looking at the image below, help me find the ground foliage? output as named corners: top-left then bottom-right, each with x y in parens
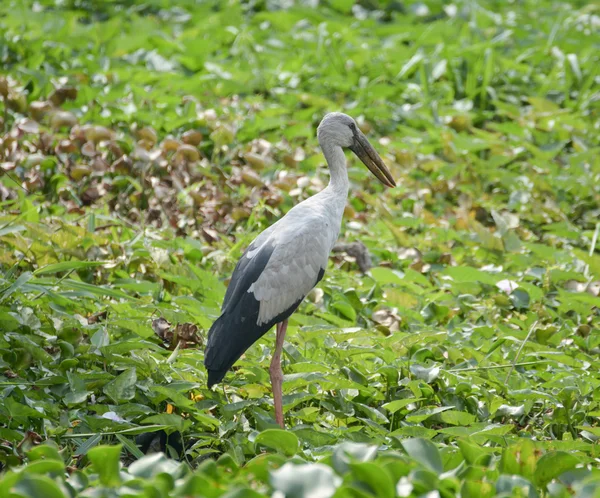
top-left (0, 0), bottom-right (600, 496)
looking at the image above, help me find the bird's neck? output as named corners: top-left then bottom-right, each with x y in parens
top-left (321, 143), bottom-right (349, 196)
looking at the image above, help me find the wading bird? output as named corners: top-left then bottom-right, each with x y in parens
top-left (204, 113), bottom-right (395, 428)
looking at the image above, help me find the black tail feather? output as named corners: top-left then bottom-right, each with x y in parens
top-left (203, 294), bottom-right (304, 388)
top-left (207, 367), bottom-right (227, 388)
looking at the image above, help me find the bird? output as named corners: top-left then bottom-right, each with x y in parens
top-left (204, 112), bottom-right (396, 428)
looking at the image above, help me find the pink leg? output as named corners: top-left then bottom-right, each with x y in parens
top-left (269, 319), bottom-right (288, 429)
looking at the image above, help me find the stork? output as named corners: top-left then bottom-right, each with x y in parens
top-left (204, 113), bottom-right (395, 428)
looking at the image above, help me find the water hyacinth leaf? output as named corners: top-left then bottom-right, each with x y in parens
top-left (19, 458), bottom-right (65, 477)
top-left (409, 364), bottom-right (440, 383)
top-left (383, 397), bottom-right (423, 414)
top-left (27, 443), bottom-right (63, 463)
top-left (406, 406), bottom-right (454, 423)
top-left (500, 439), bottom-right (537, 480)
top-left (332, 442), bottom-right (379, 474)
top-left (400, 438), bottom-right (443, 474)
top-left (391, 427), bottom-right (439, 439)
top-left (495, 475), bottom-right (538, 498)
top-left (495, 404), bottom-right (525, 418)
top-left (270, 463), bottom-right (342, 498)
top-left (369, 267), bottom-right (404, 285)
top-left (510, 289), bottom-right (530, 310)
top-left (354, 403), bottom-right (389, 424)
top-left (294, 428), bottom-right (338, 447)
top-left (141, 414), bottom-right (191, 433)
top-left (348, 461), bottom-right (395, 498)
top-left (255, 429), bottom-right (299, 456)
top-left (88, 445), bottom-right (122, 487)
top-left (534, 452), bottom-right (580, 487)
top-left (103, 368), bottom-right (137, 403)
top-left (439, 410), bottom-right (477, 426)
top-left (128, 453), bottom-right (185, 479)
top-left (12, 474), bottom-right (67, 498)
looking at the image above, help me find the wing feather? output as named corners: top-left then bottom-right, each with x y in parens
top-left (204, 215), bottom-right (331, 386)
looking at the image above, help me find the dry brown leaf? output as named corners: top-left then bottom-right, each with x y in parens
top-left (182, 129), bottom-right (203, 146)
top-left (50, 110), bottom-right (77, 130)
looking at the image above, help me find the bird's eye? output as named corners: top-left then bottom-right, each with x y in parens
top-left (349, 123), bottom-right (356, 132)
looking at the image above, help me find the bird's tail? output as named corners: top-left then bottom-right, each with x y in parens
top-left (206, 368), bottom-right (227, 388)
top-left (204, 314), bottom-right (236, 388)
top-left (204, 294), bottom-right (274, 388)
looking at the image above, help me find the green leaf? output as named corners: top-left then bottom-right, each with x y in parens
top-left (27, 443), bottom-right (63, 463)
top-left (500, 438), bottom-right (537, 481)
top-left (128, 452), bottom-right (184, 479)
top-left (369, 267), bottom-right (404, 285)
top-left (534, 451), bottom-right (580, 487)
top-left (12, 474), bottom-right (67, 498)
top-left (88, 445), bottom-right (122, 487)
top-left (255, 429), bottom-right (299, 457)
top-left (439, 410), bottom-right (477, 426)
top-left (270, 463), bottom-right (342, 498)
top-left (141, 414), bottom-right (191, 433)
top-left (401, 438), bottom-right (443, 474)
top-left (495, 475), bottom-right (537, 498)
top-left (382, 397), bottom-right (423, 414)
top-left (443, 266), bottom-right (500, 285)
top-left (406, 406), bottom-right (453, 423)
top-left (21, 459), bottom-right (65, 475)
top-left (349, 461), bottom-right (395, 498)
top-left (332, 442), bottom-right (379, 474)
top-left (103, 368), bottom-right (137, 403)
top-left (410, 364), bottom-right (440, 383)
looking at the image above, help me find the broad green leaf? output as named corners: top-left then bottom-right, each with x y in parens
top-left (27, 443), bottom-right (63, 463)
top-left (349, 461), bottom-right (395, 498)
top-left (21, 459), bottom-right (65, 475)
top-left (12, 474), bottom-right (67, 498)
top-left (88, 445), bottom-right (122, 487)
top-left (495, 475), bottom-right (537, 498)
top-left (103, 368), bottom-right (137, 403)
top-left (406, 406), bottom-right (454, 423)
top-left (255, 429), bottom-right (299, 457)
top-left (382, 397), bottom-right (423, 414)
top-left (270, 463), bottom-right (342, 498)
top-left (500, 439), bottom-right (538, 481)
top-left (439, 410), bottom-right (477, 426)
top-left (332, 442), bottom-right (379, 474)
top-left (401, 438), bottom-right (443, 474)
top-left (128, 452), bottom-right (185, 479)
top-left (534, 451), bottom-right (580, 487)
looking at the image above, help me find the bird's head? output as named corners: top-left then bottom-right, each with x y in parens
top-left (317, 112), bottom-right (396, 188)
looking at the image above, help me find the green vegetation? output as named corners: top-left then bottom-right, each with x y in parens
top-left (1, 0), bottom-right (599, 496)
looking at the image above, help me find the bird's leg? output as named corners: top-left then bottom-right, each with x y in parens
top-left (270, 319), bottom-right (288, 429)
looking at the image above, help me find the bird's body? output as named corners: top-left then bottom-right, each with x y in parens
top-left (204, 113), bottom-right (395, 427)
top-left (204, 190), bottom-right (344, 386)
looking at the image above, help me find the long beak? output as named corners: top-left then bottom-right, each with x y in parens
top-left (349, 131), bottom-right (396, 188)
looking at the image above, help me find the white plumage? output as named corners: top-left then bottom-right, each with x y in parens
top-left (249, 192), bottom-right (344, 325)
